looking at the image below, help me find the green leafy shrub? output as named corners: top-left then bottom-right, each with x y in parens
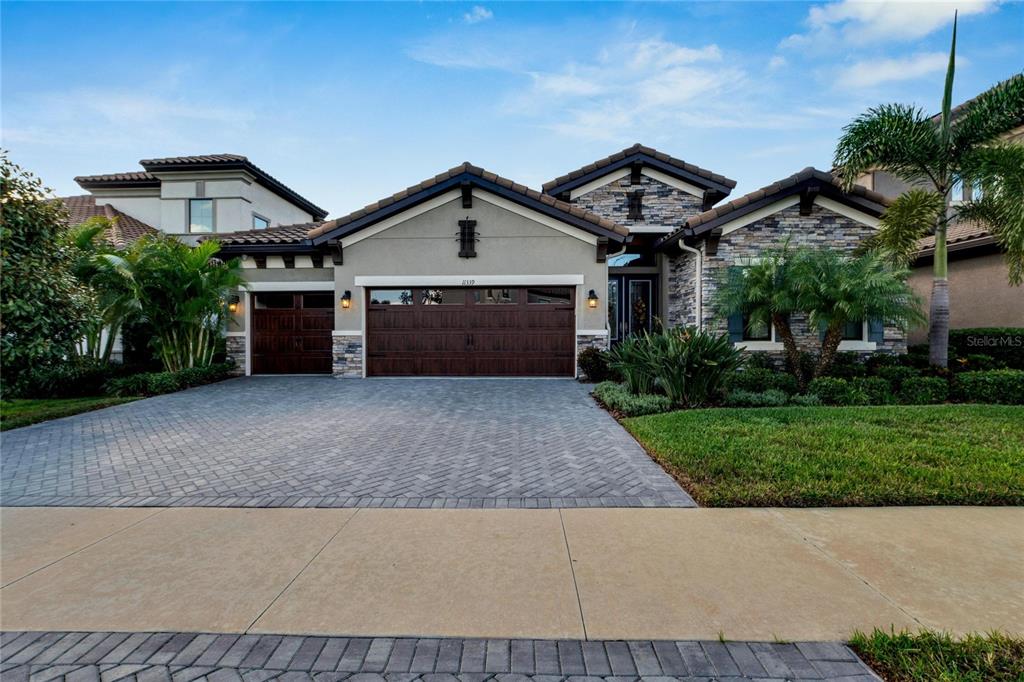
top-left (952, 353), bottom-right (1005, 373)
top-left (577, 347), bottom-right (616, 383)
top-left (864, 353), bottom-right (901, 372)
top-left (593, 381), bottom-right (672, 416)
top-left (726, 368), bottom-right (799, 395)
top-left (953, 370), bottom-right (1024, 405)
top-left (105, 362), bottom-right (233, 397)
top-left (789, 393), bottom-right (822, 407)
top-left (18, 359), bottom-right (127, 399)
top-left (806, 377), bottom-right (853, 405)
top-left (899, 376), bottom-right (949, 404)
top-left (608, 335), bottom-right (656, 395)
top-left (105, 375), bottom-right (150, 397)
top-left (949, 328), bottom-right (1024, 369)
top-left (724, 389), bottom-right (789, 408)
top-left (827, 352), bottom-right (868, 380)
top-left (851, 376), bottom-right (894, 405)
top-left (875, 365), bottom-right (920, 392)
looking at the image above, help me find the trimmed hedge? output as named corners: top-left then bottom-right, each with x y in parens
top-left (807, 377), bottom-right (854, 406)
top-left (106, 362), bottom-right (234, 397)
top-left (899, 376), bottom-right (949, 405)
top-left (17, 359), bottom-right (129, 399)
top-left (592, 381), bottom-right (672, 417)
top-left (953, 370), bottom-right (1024, 405)
top-left (851, 376), bottom-right (894, 405)
top-left (949, 328), bottom-right (1024, 369)
top-left (726, 368), bottom-right (799, 395)
top-left (875, 365), bottom-right (919, 392)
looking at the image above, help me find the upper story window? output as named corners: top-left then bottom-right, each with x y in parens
top-left (189, 199), bottom-right (214, 233)
top-left (971, 179), bottom-right (984, 202)
top-left (253, 214), bottom-right (270, 230)
top-left (950, 176), bottom-right (964, 204)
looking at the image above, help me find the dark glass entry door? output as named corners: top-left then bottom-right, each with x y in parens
top-left (608, 274), bottom-right (658, 343)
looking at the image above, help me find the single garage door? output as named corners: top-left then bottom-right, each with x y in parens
top-left (252, 292), bottom-right (333, 374)
top-left (366, 287), bottom-right (575, 376)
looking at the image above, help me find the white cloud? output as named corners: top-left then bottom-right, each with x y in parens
top-left (783, 0), bottom-right (998, 49)
top-left (463, 6), bottom-right (493, 24)
top-left (768, 55), bottom-right (787, 70)
top-left (836, 52), bottom-right (957, 88)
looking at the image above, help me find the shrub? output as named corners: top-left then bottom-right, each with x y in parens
top-left (949, 328), bottom-right (1024, 369)
top-left (953, 370), bottom-right (1024, 405)
top-left (145, 372), bottom-right (182, 395)
top-left (807, 377), bottom-right (853, 405)
top-left (899, 376), bottom-right (949, 405)
top-left (577, 347), bottom-right (615, 383)
top-left (18, 358), bottom-right (126, 399)
top-left (827, 352), bottom-right (868, 380)
top-left (864, 353), bottom-right (901, 372)
top-left (726, 368), bottom-right (799, 395)
top-left (724, 389), bottom-right (789, 408)
top-left (105, 374), bottom-right (150, 397)
top-left (789, 393), bottom-right (822, 407)
top-left (851, 376), bottom-right (894, 405)
top-left (875, 365), bottom-right (920, 392)
top-left (609, 327), bottom-right (743, 407)
top-left (952, 353), bottom-right (1005, 373)
top-left (593, 381), bottom-right (672, 416)
top-left (105, 362), bottom-right (233, 397)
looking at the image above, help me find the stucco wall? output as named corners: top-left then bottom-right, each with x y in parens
top-left (332, 191), bottom-right (608, 334)
top-left (908, 252), bottom-right (1024, 344)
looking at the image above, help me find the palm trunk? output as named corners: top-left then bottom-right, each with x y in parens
top-left (772, 314), bottom-right (805, 389)
top-left (814, 325), bottom-right (844, 378)
top-left (928, 220), bottom-right (950, 367)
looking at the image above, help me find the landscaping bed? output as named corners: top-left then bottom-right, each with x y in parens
top-left (622, 404), bottom-right (1024, 507)
top-left (850, 629), bottom-right (1024, 682)
top-left (1, 396), bottom-right (138, 431)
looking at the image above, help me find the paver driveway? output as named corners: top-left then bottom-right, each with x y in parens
top-left (1, 377), bottom-right (693, 508)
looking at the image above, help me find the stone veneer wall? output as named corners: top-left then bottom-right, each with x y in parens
top-left (572, 174), bottom-right (705, 229)
top-left (666, 250), bottom-right (698, 327)
top-left (668, 203), bottom-right (906, 360)
top-left (225, 335), bottom-right (246, 376)
top-left (332, 335), bottom-right (364, 378)
top-left (576, 333), bottom-right (609, 379)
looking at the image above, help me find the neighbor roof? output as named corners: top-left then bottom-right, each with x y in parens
top-left (60, 195), bottom-right (159, 248)
top-left (657, 167), bottom-right (891, 250)
top-left (75, 154), bottom-right (328, 221)
top-left (542, 143), bottom-right (737, 198)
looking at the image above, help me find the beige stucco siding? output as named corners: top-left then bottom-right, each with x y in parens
top-left (908, 252), bottom-right (1024, 344)
top-left (332, 192), bottom-right (608, 332)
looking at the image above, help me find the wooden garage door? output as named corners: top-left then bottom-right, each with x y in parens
top-left (366, 287), bottom-right (575, 376)
top-left (252, 292), bottom-right (333, 374)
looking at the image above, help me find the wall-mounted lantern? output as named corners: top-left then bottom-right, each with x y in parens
top-left (227, 294), bottom-right (240, 314)
top-left (587, 289), bottom-right (599, 309)
top-left (340, 290), bottom-right (352, 309)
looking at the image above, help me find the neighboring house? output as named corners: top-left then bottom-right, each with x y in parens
top-left (207, 144), bottom-right (897, 378)
top-left (67, 154), bottom-right (328, 245)
top-left (854, 99), bottom-right (1024, 344)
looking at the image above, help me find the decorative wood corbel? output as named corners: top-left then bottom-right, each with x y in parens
top-left (461, 181), bottom-right (473, 209)
top-left (800, 185), bottom-right (820, 216)
top-left (328, 239), bottom-right (343, 265)
top-left (596, 238), bottom-right (609, 263)
top-left (705, 228), bottom-right (722, 256)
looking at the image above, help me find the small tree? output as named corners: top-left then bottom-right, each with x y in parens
top-left (0, 155), bottom-right (95, 391)
top-left (106, 236), bottom-right (245, 371)
top-left (833, 15), bottom-right (1024, 367)
top-left (792, 250), bottom-right (925, 378)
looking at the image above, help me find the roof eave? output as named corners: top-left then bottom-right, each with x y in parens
top-left (544, 152), bottom-right (736, 198)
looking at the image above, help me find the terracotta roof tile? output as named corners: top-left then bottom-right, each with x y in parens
top-left (210, 221), bottom-right (325, 246)
top-left (59, 195), bottom-right (159, 248)
top-left (917, 220), bottom-right (991, 251)
top-left (73, 171), bottom-right (159, 185)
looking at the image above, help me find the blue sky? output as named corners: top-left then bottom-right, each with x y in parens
top-left (3, 1), bottom-right (1021, 219)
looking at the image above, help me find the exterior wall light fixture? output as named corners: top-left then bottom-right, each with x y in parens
top-left (341, 290), bottom-right (352, 309)
top-left (587, 289), bottom-right (599, 309)
top-left (227, 295), bottom-right (240, 314)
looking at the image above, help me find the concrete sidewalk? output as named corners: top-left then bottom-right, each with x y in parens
top-left (1, 506), bottom-right (1021, 641)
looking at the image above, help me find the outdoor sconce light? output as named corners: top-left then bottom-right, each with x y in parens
top-left (340, 290), bottom-right (352, 309)
top-left (227, 295), bottom-right (240, 314)
top-left (587, 289), bottom-right (599, 309)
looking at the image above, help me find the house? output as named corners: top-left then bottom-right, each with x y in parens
top-left (203, 144), bottom-right (897, 377)
top-left (854, 96), bottom-right (1024, 344)
top-left (65, 154), bottom-right (328, 245)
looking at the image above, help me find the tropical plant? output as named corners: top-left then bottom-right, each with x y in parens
top-left (792, 249), bottom-right (925, 378)
top-left (106, 236), bottom-right (245, 372)
top-left (65, 218), bottom-right (140, 363)
top-left (715, 245), bottom-right (803, 380)
top-left (608, 333), bottom-right (656, 395)
top-left (833, 15), bottom-right (1024, 367)
top-left (0, 155), bottom-right (95, 392)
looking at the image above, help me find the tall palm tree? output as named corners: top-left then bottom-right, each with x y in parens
top-left (833, 14), bottom-right (1024, 367)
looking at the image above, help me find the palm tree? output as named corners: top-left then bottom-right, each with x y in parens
top-left (716, 245), bottom-right (804, 383)
top-left (791, 250), bottom-right (925, 378)
top-left (833, 14), bottom-right (1024, 367)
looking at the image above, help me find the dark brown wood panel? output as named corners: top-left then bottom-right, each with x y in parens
top-left (366, 287), bottom-right (574, 377)
top-left (252, 292), bottom-right (333, 374)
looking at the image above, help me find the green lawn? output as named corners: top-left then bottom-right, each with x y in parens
top-left (623, 404), bottom-right (1024, 507)
top-left (850, 629), bottom-right (1024, 682)
top-left (1, 397), bottom-right (138, 431)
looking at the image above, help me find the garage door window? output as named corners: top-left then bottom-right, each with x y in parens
top-left (369, 289), bottom-right (413, 305)
top-left (421, 288), bottom-right (465, 305)
top-left (302, 293), bottom-right (334, 309)
top-left (255, 293), bottom-right (294, 309)
top-left (527, 287), bottom-right (572, 304)
top-left (474, 288), bottom-right (518, 304)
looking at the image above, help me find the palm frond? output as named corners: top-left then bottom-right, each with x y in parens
top-left (868, 189), bottom-right (946, 267)
top-left (956, 143), bottom-right (1024, 284)
top-left (950, 73), bottom-right (1024, 160)
top-left (833, 104), bottom-right (944, 190)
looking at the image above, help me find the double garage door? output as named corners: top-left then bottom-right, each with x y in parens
top-left (252, 287), bottom-right (576, 376)
top-left (366, 287), bottom-right (576, 377)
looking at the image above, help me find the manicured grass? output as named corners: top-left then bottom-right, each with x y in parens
top-left (622, 404), bottom-right (1024, 507)
top-left (850, 629), bottom-right (1024, 682)
top-left (1, 397), bottom-right (138, 431)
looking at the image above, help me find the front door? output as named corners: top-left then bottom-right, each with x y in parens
top-left (608, 275), bottom-right (658, 343)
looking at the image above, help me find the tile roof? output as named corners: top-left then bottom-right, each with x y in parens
top-left (917, 220), bottom-right (991, 251)
top-left (139, 154), bottom-right (248, 165)
top-left (542, 143), bottom-right (737, 194)
top-left (658, 167), bottom-right (891, 249)
top-left (73, 171), bottom-right (159, 186)
top-left (306, 162), bottom-right (628, 241)
top-left (60, 195), bottom-right (159, 248)
top-left (212, 221), bottom-right (325, 246)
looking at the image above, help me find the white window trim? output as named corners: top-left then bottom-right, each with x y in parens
top-left (246, 281), bottom-right (333, 292)
top-left (735, 319), bottom-right (878, 351)
top-left (252, 212), bottom-right (271, 229)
